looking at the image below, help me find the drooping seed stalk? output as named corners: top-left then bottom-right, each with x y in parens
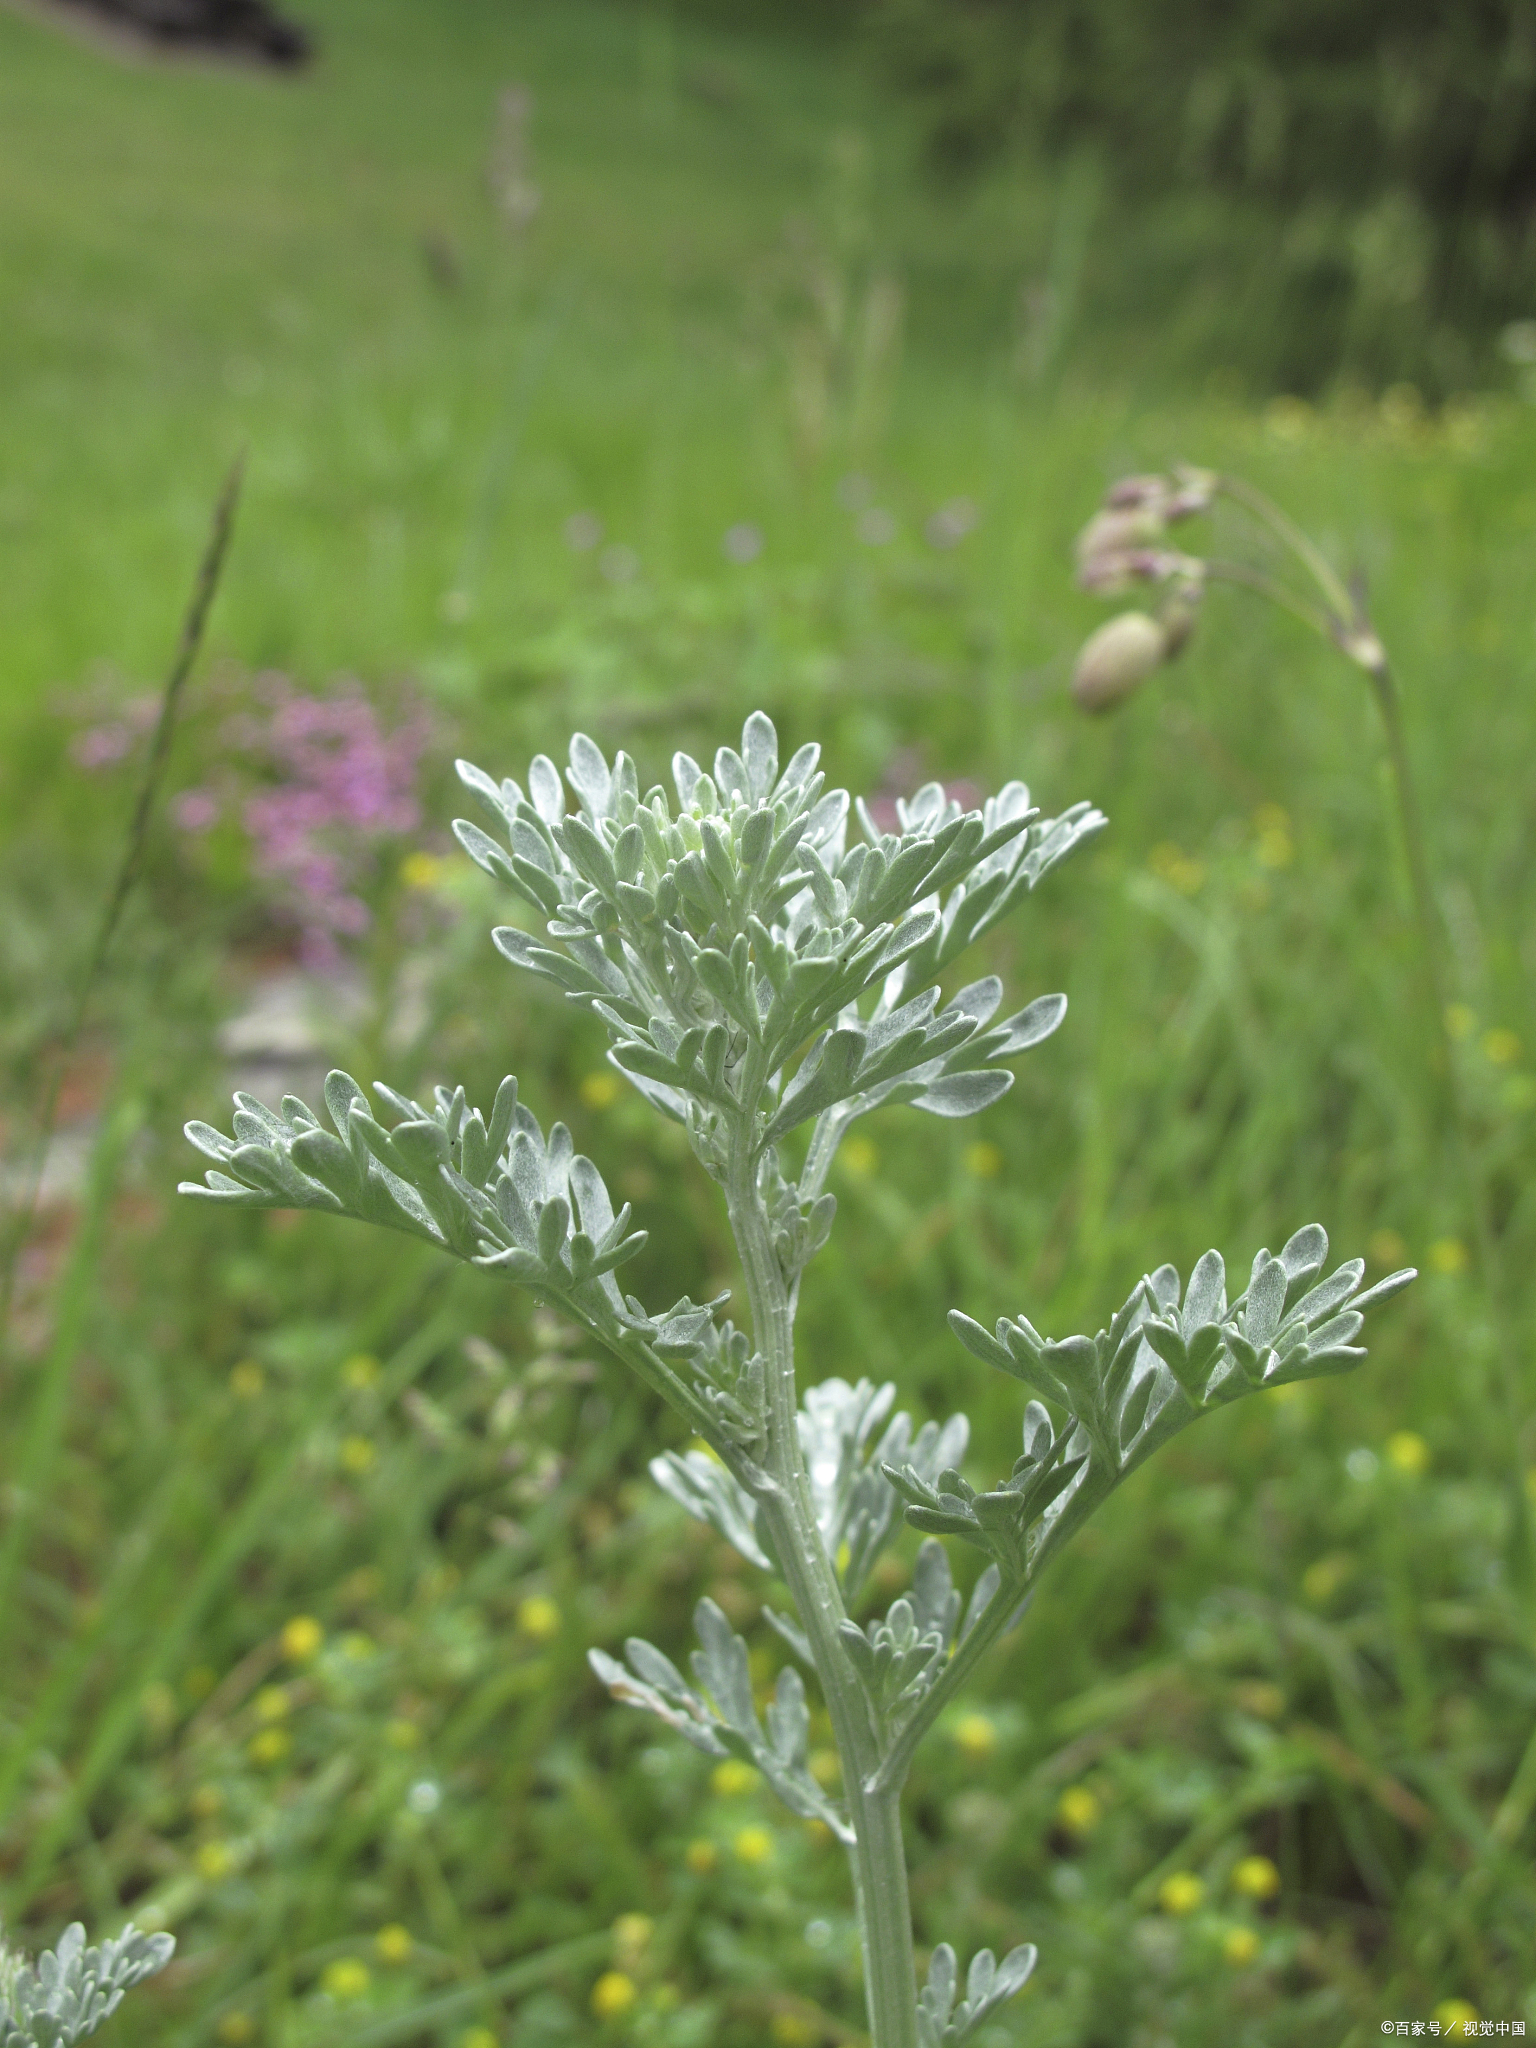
top-left (1210, 475), bottom-right (1533, 1584)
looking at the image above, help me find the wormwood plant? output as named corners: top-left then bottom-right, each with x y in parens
top-left (181, 713), bottom-right (1414, 2044)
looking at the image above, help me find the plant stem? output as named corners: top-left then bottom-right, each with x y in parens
top-left (1213, 472), bottom-right (1354, 620)
top-left (1365, 660), bottom-right (1532, 1583)
top-left (1200, 560), bottom-right (1334, 640)
top-left (725, 1136), bottom-right (919, 2048)
top-left (1207, 476), bottom-right (1533, 1584)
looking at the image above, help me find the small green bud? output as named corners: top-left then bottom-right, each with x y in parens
top-left (1071, 611), bottom-right (1168, 712)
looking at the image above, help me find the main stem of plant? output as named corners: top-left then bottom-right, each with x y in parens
top-left (726, 1133), bottom-right (920, 2048)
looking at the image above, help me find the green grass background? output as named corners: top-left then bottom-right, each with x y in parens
top-left (1, 2), bottom-right (1534, 2044)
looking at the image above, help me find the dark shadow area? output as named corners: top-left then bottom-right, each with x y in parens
top-left (45, 0), bottom-right (309, 65)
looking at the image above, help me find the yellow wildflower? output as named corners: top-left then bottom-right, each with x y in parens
top-left (517, 1595), bottom-right (561, 1641)
top-left (840, 1136), bottom-right (877, 1178)
top-left (280, 1615), bottom-right (323, 1662)
top-left (320, 1959), bottom-right (370, 2001)
top-left (1157, 1872), bottom-right (1204, 1916)
top-left (1385, 1430), bottom-right (1430, 1476)
top-left (1428, 1238), bottom-right (1469, 1276)
top-left (591, 1971), bottom-right (637, 2019)
top-left (953, 1713), bottom-right (997, 1760)
top-left (399, 851), bottom-right (444, 891)
top-left (711, 1759), bottom-right (759, 1797)
top-left (1231, 1855), bottom-right (1280, 1900)
top-left (612, 1913), bottom-right (652, 1960)
top-left (1366, 1228), bottom-right (1407, 1269)
top-left (771, 2016), bottom-right (820, 2046)
top-left (1483, 1027), bottom-right (1521, 1066)
top-left (1055, 1786), bottom-right (1101, 1836)
top-left (963, 1141), bottom-right (1003, 1178)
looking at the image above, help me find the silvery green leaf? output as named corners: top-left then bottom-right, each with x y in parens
top-left (937, 1943), bottom-right (1038, 2043)
top-left (909, 1538), bottom-right (962, 1646)
top-left (1117, 1365), bottom-right (1162, 1443)
top-left (917, 1943), bottom-right (958, 2041)
top-left (0, 1923), bottom-right (175, 2048)
top-left (762, 1607), bottom-right (813, 1665)
top-left (1021, 1401), bottom-right (1054, 1461)
top-left (1181, 1248), bottom-right (1226, 1332)
top-left (1278, 1222), bottom-right (1328, 1299)
top-left (1350, 1267), bottom-right (1416, 1313)
top-left (1290, 1259), bottom-right (1365, 1325)
top-left (839, 1588), bottom-right (950, 1726)
top-left (795, 1378), bottom-right (968, 1596)
top-left (654, 1601), bottom-right (853, 1837)
top-left (1242, 1251), bottom-right (1288, 1346)
top-left (587, 1645), bottom-right (729, 1759)
top-left (558, 813), bottom-right (618, 895)
top-left (1040, 1334), bottom-right (1099, 1407)
top-left (951, 1234), bottom-right (1413, 1582)
top-left (763, 1664), bottom-right (813, 1775)
top-left (910, 1070), bottom-right (1013, 1118)
top-left (650, 1450), bottom-right (769, 1569)
top-left (990, 991), bottom-right (1068, 1054)
top-left (566, 732), bottom-right (613, 819)
top-left (454, 755), bottom-right (517, 828)
top-left (451, 817), bottom-right (519, 888)
top-left (961, 1563), bottom-right (1001, 1641)
top-left (946, 1312), bottom-right (1016, 1375)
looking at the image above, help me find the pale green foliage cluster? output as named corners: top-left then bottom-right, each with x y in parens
top-left (0, 1925), bottom-right (172, 2048)
top-left (910, 1224), bottom-right (1415, 1579)
top-left (181, 712), bottom-right (1413, 2044)
top-left (181, 714), bottom-right (1103, 1462)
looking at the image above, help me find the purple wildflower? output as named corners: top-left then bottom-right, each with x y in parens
top-left (237, 680), bottom-right (430, 968)
top-left (172, 788), bottom-right (221, 832)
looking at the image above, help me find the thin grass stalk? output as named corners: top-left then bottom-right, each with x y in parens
top-left (0, 452), bottom-right (245, 1348)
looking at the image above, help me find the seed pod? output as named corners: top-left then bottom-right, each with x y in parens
top-left (1104, 472), bottom-right (1173, 510)
top-left (1073, 506), bottom-right (1166, 575)
top-left (1071, 611), bottom-right (1168, 712)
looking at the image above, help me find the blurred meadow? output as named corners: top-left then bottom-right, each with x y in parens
top-left (1, 2), bottom-right (1534, 2044)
